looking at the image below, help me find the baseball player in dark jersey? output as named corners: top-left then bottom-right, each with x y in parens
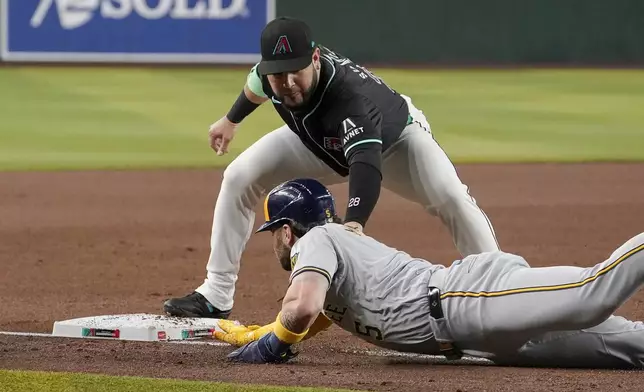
top-left (213, 178), bottom-right (644, 368)
top-left (164, 17), bottom-right (499, 319)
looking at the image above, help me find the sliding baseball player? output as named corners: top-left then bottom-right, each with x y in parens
top-left (213, 178), bottom-right (644, 368)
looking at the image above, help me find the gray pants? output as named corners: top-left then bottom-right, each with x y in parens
top-left (429, 232), bottom-right (644, 368)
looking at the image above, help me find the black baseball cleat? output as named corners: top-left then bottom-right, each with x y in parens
top-left (163, 292), bottom-right (231, 319)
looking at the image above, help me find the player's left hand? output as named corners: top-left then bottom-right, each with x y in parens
top-left (214, 320), bottom-right (275, 347)
top-left (227, 332), bottom-right (298, 364)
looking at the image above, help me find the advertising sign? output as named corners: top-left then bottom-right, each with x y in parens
top-left (1, 0), bottom-right (275, 63)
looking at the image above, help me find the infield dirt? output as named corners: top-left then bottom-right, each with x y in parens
top-left (1, 163), bottom-right (644, 391)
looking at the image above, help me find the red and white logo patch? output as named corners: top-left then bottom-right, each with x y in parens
top-left (324, 137), bottom-right (343, 151)
top-left (272, 35), bottom-right (292, 55)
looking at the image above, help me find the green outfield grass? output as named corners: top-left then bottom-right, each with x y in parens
top-left (1, 67), bottom-right (643, 171)
top-left (0, 369), bottom-right (363, 392)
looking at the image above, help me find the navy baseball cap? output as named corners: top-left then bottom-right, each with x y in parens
top-left (257, 17), bottom-right (316, 76)
top-left (256, 178), bottom-right (336, 234)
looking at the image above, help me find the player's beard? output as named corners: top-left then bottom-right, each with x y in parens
top-left (275, 236), bottom-right (293, 272)
top-left (282, 70), bottom-right (318, 111)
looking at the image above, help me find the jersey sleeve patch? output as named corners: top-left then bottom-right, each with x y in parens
top-left (340, 113), bottom-right (383, 157)
top-left (290, 253), bottom-right (299, 270)
top-left (246, 63), bottom-right (267, 98)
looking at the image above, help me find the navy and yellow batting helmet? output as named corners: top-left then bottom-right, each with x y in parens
top-left (256, 178), bottom-right (337, 235)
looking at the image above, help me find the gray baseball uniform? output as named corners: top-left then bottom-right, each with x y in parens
top-left (290, 223), bottom-right (644, 368)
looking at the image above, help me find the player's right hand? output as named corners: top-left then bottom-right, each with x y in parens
top-left (343, 221), bottom-right (364, 236)
top-left (208, 116), bottom-right (238, 156)
top-left (214, 319), bottom-right (275, 347)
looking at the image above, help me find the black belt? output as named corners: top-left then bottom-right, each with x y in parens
top-left (429, 287), bottom-right (463, 360)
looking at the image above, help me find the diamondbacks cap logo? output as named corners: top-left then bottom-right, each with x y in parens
top-left (273, 35), bottom-right (293, 55)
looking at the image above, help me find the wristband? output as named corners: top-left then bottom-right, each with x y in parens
top-left (274, 312), bottom-right (309, 344)
top-left (226, 90), bottom-right (259, 124)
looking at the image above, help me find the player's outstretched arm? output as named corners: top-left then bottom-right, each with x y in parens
top-left (221, 271), bottom-right (329, 364)
top-left (208, 65), bottom-right (269, 155)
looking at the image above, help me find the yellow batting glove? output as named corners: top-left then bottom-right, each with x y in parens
top-left (214, 319), bottom-right (275, 347)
